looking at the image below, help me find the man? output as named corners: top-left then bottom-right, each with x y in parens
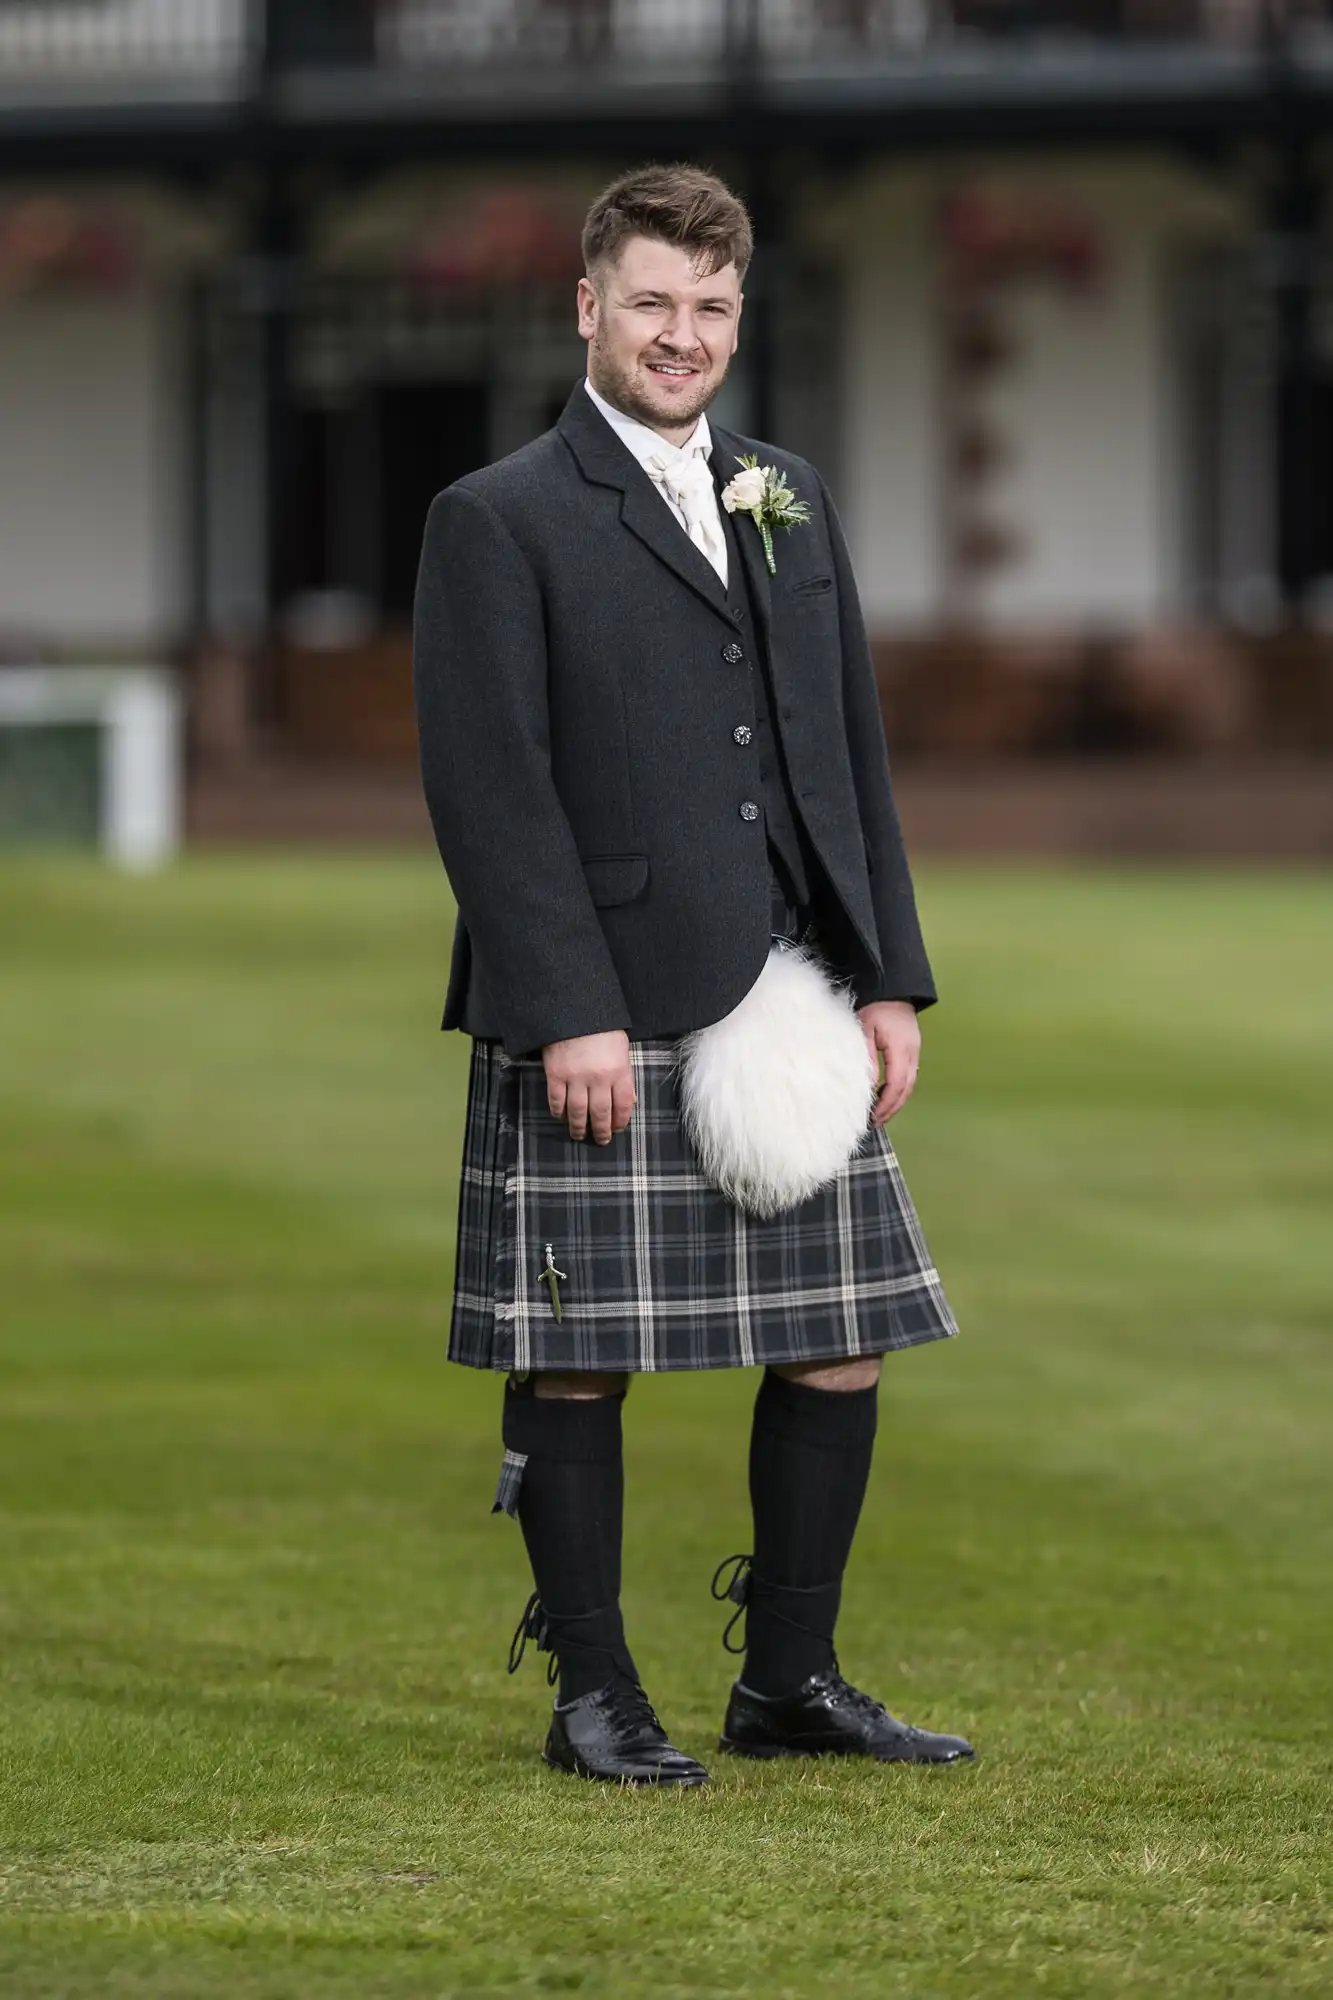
top-left (413, 164), bottom-right (973, 1786)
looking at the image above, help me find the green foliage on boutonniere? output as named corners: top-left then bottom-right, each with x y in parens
top-left (720, 454), bottom-right (813, 576)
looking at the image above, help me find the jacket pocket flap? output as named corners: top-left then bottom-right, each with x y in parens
top-left (581, 852), bottom-right (650, 906)
top-left (788, 574), bottom-right (833, 595)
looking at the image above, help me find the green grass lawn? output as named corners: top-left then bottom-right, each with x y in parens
top-left (0, 855), bottom-right (1329, 1999)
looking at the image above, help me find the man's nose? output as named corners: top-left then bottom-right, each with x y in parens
top-left (660, 308), bottom-right (702, 352)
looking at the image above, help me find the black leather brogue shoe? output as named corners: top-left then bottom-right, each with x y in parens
top-left (545, 1680), bottom-right (711, 1787)
top-left (720, 1672), bottom-right (975, 1765)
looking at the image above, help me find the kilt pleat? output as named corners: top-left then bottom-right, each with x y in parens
top-left (448, 1037), bottom-right (958, 1375)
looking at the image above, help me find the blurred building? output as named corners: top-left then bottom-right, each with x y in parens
top-left (2, 0), bottom-right (1332, 850)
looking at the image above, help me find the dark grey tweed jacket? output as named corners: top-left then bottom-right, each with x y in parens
top-left (412, 382), bottom-right (934, 1060)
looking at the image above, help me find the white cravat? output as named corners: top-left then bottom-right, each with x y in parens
top-left (583, 378), bottom-right (729, 588)
top-left (643, 451), bottom-right (729, 588)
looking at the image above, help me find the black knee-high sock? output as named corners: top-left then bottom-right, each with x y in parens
top-left (742, 1369), bottom-right (879, 1695)
top-left (501, 1382), bottom-right (637, 1704)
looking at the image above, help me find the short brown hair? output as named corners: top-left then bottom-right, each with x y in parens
top-left (582, 164), bottom-right (753, 283)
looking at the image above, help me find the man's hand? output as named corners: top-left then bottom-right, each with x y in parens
top-left (543, 1030), bottom-right (635, 1144)
top-left (858, 1000), bottom-right (921, 1128)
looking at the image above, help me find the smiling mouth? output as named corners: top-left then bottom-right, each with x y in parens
top-left (645, 361), bottom-right (701, 379)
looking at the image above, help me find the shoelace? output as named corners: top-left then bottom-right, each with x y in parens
top-left (508, 1590), bottom-right (558, 1686)
top-left (832, 1676), bottom-right (894, 1725)
top-left (709, 1552), bottom-right (754, 1655)
top-left (507, 1592), bottom-right (656, 1720)
top-left (709, 1552), bottom-right (844, 1673)
top-left (709, 1565), bottom-right (916, 1732)
top-left (601, 1678), bottom-right (666, 1742)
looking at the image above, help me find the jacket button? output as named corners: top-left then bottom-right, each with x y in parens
top-left (722, 641), bottom-right (745, 665)
top-left (739, 800), bottom-right (760, 822)
top-left (732, 723), bottom-right (753, 746)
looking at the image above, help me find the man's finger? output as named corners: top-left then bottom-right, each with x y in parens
top-left (611, 1074), bottom-right (636, 1134)
top-left (876, 1053), bottom-right (920, 1125)
top-left (589, 1082), bottom-right (613, 1145)
top-left (565, 1082), bottom-right (589, 1142)
top-left (548, 1079), bottom-right (567, 1121)
top-left (874, 1051), bottom-right (905, 1124)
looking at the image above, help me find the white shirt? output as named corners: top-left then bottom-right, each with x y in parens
top-left (583, 377), bottom-right (728, 587)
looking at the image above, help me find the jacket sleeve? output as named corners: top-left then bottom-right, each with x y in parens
top-left (816, 472), bottom-right (937, 1012)
top-left (412, 481), bottom-right (633, 1058)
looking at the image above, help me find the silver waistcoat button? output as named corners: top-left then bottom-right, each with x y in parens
top-left (739, 800), bottom-right (760, 822)
top-left (732, 724), bottom-right (753, 746)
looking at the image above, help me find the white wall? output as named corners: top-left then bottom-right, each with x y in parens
top-left (984, 221), bottom-right (1173, 624)
top-left (0, 287), bottom-right (187, 650)
top-left (821, 155), bottom-right (1245, 632)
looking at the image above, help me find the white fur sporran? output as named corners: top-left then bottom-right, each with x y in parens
top-left (673, 939), bottom-right (877, 1219)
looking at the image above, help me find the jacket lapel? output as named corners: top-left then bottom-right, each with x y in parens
top-left (557, 383), bottom-right (731, 621)
top-left (711, 424), bottom-right (773, 640)
top-left (619, 478), bottom-right (732, 617)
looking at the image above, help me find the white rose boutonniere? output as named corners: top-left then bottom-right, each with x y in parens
top-left (720, 454), bottom-right (812, 576)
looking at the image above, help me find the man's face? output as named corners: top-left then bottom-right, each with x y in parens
top-left (578, 235), bottom-right (742, 440)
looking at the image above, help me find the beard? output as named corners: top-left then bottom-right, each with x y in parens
top-left (588, 326), bottom-right (728, 431)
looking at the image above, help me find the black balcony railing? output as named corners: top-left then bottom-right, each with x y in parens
top-left (1, 0), bottom-right (1330, 107)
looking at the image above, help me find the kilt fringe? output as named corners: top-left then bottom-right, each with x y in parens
top-left (491, 1448), bottom-right (528, 1518)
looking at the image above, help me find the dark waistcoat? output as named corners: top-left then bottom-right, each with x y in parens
top-left (718, 492), bottom-right (822, 911)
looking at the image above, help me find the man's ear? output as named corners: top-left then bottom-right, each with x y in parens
top-left (576, 276), bottom-right (599, 342)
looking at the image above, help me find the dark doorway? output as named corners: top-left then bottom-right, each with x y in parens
top-left (285, 403), bottom-right (335, 599)
top-left (1308, 376), bottom-right (1333, 585)
top-left (1277, 368), bottom-right (1333, 600)
top-left (378, 381), bottom-right (492, 617)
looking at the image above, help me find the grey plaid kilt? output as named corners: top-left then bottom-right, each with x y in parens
top-left (448, 1028), bottom-right (958, 1377)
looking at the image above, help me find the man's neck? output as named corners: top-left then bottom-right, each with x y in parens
top-left (585, 374), bottom-right (701, 450)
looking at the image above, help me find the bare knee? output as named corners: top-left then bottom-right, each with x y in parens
top-left (532, 1370), bottom-right (628, 1400)
top-left (771, 1356), bottom-right (882, 1393)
